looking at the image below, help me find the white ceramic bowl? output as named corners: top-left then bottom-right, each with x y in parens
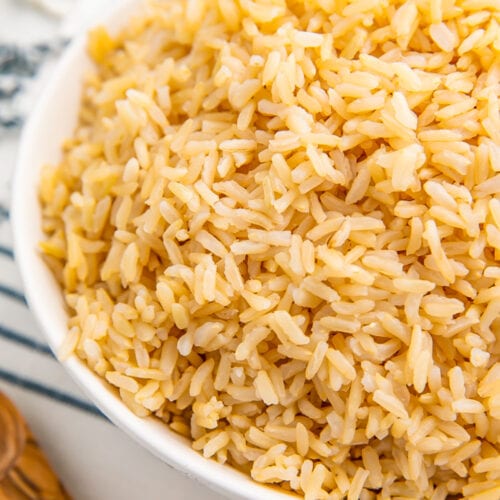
top-left (12, 2), bottom-right (294, 498)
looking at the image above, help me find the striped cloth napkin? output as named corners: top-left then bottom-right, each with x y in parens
top-left (0, 1), bottom-right (222, 498)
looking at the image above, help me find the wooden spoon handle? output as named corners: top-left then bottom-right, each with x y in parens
top-left (0, 392), bottom-right (71, 499)
top-left (0, 392), bottom-right (26, 481)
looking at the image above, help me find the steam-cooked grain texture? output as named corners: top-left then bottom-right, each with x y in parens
top-left (40, 0), bottom-right (500, 497)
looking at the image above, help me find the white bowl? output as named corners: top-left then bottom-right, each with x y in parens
top-left (12, 2), bottom-right (294, 498)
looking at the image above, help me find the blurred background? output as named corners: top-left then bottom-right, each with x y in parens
top-left (0, 1), bottom-right (221, 497)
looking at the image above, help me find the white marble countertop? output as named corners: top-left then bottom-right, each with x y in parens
top-left (0, 1), bottom-right (223, 498)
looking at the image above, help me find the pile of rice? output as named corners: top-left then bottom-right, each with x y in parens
top-left (39, 0), bottom-right (500, 497)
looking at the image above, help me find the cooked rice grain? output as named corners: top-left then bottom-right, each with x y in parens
top-left (43, 0), bottom-right (500, 497)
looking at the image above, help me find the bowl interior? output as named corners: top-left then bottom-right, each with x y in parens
top-left (12, 2), bottom-right (295, 499)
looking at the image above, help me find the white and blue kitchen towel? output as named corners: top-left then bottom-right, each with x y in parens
top-left (0, 1), bottom-right (221, 498)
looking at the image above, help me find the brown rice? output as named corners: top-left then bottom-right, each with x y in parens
top-left (40, 0), bottom-right (500, 498)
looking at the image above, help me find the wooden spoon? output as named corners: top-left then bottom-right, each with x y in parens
top-left (0, 392), bottom-right (71, 499)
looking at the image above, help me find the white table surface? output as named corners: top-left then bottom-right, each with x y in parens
top-left (0, 1), bottom-right (224, 498)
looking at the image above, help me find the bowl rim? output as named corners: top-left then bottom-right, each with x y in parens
top-left (11, 2), bottom-right (296, 498)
